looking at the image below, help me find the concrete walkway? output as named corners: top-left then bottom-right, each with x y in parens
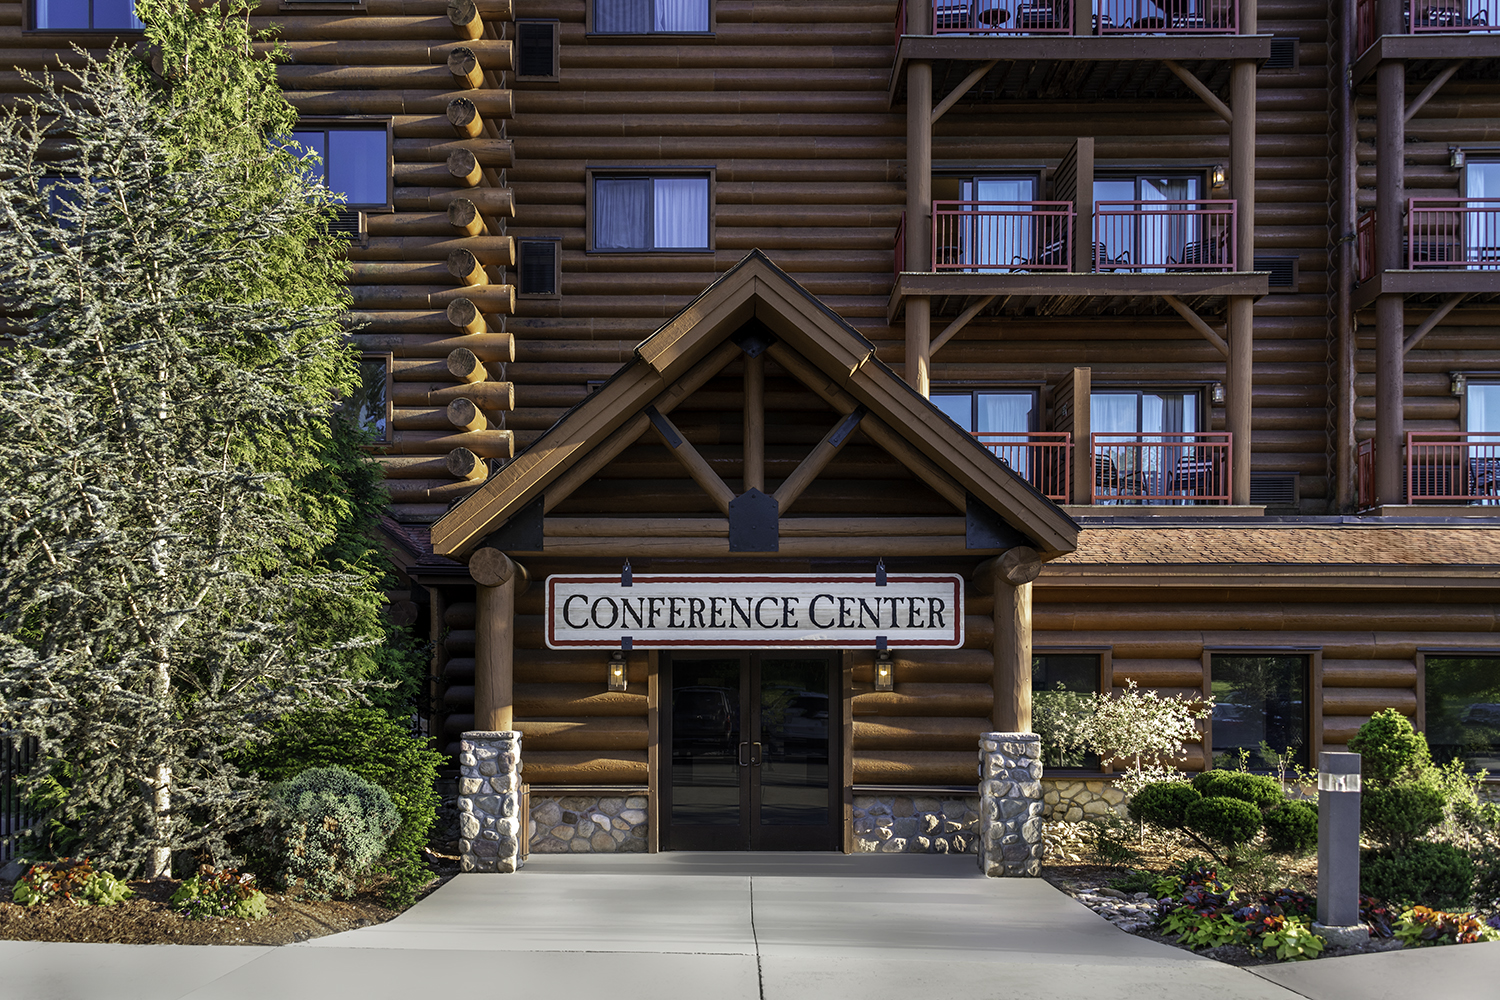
top-left (0, 854), bottom-right (1496, 1000)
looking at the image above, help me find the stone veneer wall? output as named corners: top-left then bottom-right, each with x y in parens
top-left (1043, 777), bottom-right (1129, 822)
top-left (528, 792), bottom-right (649, 853)
top-left (977, 732), bottom-right (1045, 877)
top-left (458, 731), bottom-right (522, 873)
top-left (852, 794), bottom-right (981, 853)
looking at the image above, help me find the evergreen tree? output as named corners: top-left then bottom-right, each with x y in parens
top-left (0, 50), bottom-right (371, 877)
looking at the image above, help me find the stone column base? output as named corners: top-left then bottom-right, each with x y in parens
top-left (977, 732), bottom-right (1044, 877)
top-left (459, 731), bottom-right (522, 873)
top-left (1311, 923), bottom-right (1371, 949)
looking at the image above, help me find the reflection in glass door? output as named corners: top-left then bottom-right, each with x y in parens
top-left (665, 653), bottom-right (839, 851)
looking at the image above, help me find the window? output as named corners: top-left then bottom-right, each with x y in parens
top-left (932, 389), bottom-right (1036, 435)
top-left (1467, 381), bottom-right (1500, 434)
top-left (32, 0), bottom-right (142, 29)
top-left (1209, 654), bottom-right (1308, 770)
top-left (1423, 655), bottom-right (1500, 774)
top-left (518, 239), bottom-right (561, 296)
top-left (285, 124), bottom-right (391, 210)
top-left (591, 174), bottom-right (710, 251)
top-left (1463, 159), bottom-right (1499, 270)
top-left (516, 21), bottom-right (560, 79)
top-left (1095, 173), bottom-right (1211, 271)
top-left (593, 0), bottom-right (710, 33)
top-left (344, 354), bottom-right (391, 444)
top-left (1031, 652), bottom-right (1104, 769)
top-left (932, 173), bottom-right (1048, 271)
top-left (1091, 388), bottom-right (1200, 436)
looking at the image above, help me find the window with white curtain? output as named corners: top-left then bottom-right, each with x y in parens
top-left (33, 0), bottom-right (142, 28)
top-left (594, 0), bottom-right (710, 33)
top-left (593, 174), bottom-right (710, 251)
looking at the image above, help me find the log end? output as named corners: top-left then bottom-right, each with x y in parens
top-left (446, 447), bottom-right (485, 480)
top-left (470, 546), bottom-right (517, 587)
top-left (447, 347), bottom-right (486, 383)
top-left (447, 198), bottom-right (480, 230)
top-left (448, 397), bottom-right (488, 432)
top-left (447, 248), bottom-right (485, 285)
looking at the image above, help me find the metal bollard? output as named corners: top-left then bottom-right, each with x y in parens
top-left (1313, 751), bottom-right (1369, 946)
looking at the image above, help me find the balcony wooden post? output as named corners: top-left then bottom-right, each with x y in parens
top-left (983, 548), bottom-right (1041, 733)
top-left (910, 0), bottom-right (931, 33)
top-left (905, 58), bottom-right (933, 397)
top-left (471, 548), bottom-right (520, 732)
top-left (1227, 52), bottom-right (1256, 506)
top-left (1374, 39), bottom-right (1406, 503)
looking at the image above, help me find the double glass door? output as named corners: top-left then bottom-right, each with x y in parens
top-left (664, 653), bottom-right (840, 851)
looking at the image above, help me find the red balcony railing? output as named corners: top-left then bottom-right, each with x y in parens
top-left (1407, 432), bottom-right (1500, 503)
top-left (1357, 438), bottom-right (1376, 509)
top-left (1357, 0), bottom-right (1377, 49)
top-left (1098, 0), bottom-right (1238, 33)
top-left (1357, 210), bottom-right (1377, 284)
top-left (1090, 432), bottom-right (1232, 504)
top-left (975, 432), bottom-right (1073, 500)
top-left (932, 0), bottom-right (1073, 33)
top-left (1093, 200), bottom-right (1237, 272)
top-left (1407, 198), bottom-right (1500, 270)
top-left (1358, 0), bottom-right (1497, 50)
top-left (932, 201), bottom-right (1075, 271)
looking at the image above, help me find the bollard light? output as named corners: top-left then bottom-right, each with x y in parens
top-left (607, 650), bottom-right (628, 692)
top-left (1314, 751), bottom-right (1369, 945)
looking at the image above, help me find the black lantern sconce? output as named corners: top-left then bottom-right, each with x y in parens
top-left (608, 649), bottom-right (628, 692)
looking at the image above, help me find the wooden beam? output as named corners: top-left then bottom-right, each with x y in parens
top-left (471, 548), bottom-right (519, 732)
top-left (979, 549), bottom-right (1040, 732)
top-left (931, 59), bottom-right (998, 126)
top-left (646, 405), bottom-right (736, 516)
top-left (743, 353), bottom-right (765, 492)
top-left (930, 295), bottom-right (997, 356)
top-left (764, 341), bottom-right (967, 510)
top-left (1163, 60), bottom-right (1233, 124)
top-left (1404, 62), bottom-right (1462, 123)
top-left (543, 517), bottom-right (967, 537)
top-left (1161, 294), bottom-right (1230, 357)
top-left (772, 407), bottom-right (868, 515)
top-left (1403, 294), bottom-right (1465, 354)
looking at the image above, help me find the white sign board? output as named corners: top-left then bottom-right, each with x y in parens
top-left (545, 573), bottom-right (964, 649)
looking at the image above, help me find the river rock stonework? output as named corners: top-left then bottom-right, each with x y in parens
top-left (458, 731), bottom-right (522, 873)
top-left (977, 732), bottom-right (1045, 877)
top-left (852, 795), bottom-right (980, 853)
top-left (528, 793), bottom-right (649, 853)
top-left (1041, 778), bottom-right (1129, 822)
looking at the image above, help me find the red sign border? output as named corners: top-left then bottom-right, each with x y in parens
top-left (544, 573), bottom-right (965, 649)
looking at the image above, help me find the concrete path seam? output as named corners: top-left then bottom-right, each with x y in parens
top-left (749, 877), bottom-right (766, 1000)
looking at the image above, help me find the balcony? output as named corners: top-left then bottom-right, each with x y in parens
top-left (1090, 431), bottom-right (1232, 504)
top-left (973, 431), bottom-right (1073, 501)
top-left (1353, 201), bottom-right (1500, 308)
top-left (901, 0), bottom-right (1239, 35)
top-left (890, 199), bottom-right (1263, 323)
top-left (1407, 432), bottom-right (1500, 504)
top-left (1352, 0), bottom-right (1500, 84)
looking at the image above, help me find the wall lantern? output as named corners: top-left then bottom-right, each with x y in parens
top-left (1451, 372), bottom-right (1468, 397)
top-left (1210, 382), bottom-right (1227, 405)
top-left (1210, 164), bottom-right (1227, 188)
top-left (874, 649), bottom-right (894, 692)
top-left (608, 650), bottom-right (628, 693)
top-left (1449, 147), bottom-right (1466, 170)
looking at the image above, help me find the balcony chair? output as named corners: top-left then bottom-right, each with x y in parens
top-left (1469, 455), bottom-right (1500, 504)
top-left (1173, 230), bottom-right (1232, 270)
top-left (1014, 236), bottom-right (1069, 269)
top-left (1409, 0), bottom-right (1490, 29)
top-left (1015, 1), bottom-right (1064, 29)
top-left (934, 2), bottom-right (975, 29)
top-left (1167, 452), bottom-right (1225, 501)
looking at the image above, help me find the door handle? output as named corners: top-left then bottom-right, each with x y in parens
top-left (738, 742), bottom-right (750, 766)
top-left (750, 742), bottom-right (763, 766)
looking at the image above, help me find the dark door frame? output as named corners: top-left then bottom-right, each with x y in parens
top-left (660, 651), bottom-right (843, 852)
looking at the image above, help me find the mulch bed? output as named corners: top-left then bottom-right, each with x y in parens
top-left (0, 850), bottom-right (462, 947)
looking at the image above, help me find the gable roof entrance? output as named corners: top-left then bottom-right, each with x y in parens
top-left (430, 252), bottom-right (1079, 560)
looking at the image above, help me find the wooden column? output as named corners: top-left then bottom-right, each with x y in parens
top-left (1374, 30), bottom-right (1406, 504)
top-left (984, 547), bottom-right (1042, 733)
top-left (1227, 53), bottom-right (1256, 506)
top-left (471, 547), bottom-right (519, 732)
top-left (743, 353), bottom-right (764, 492)
top-left (905, 58), bottom-right (932, 398)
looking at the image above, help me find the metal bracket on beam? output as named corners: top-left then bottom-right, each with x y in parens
top-left (645, 405), bottom-right (683, 448)
top-left (482, 493), bottom-right (544, 552)
top-left (731, 323), bottom-right (776, 358)
top-left (728, 488), bottom-right (779, 552)
top-left (965, 493), bottom-right (1031, 551)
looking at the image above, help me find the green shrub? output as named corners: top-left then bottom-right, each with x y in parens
top-left (170, 866), bottom-right (269, 921)
top-left (1362, 781), bottom-right (1446, 848)
top-left (238, 708), bottom-right (444, 906)
top-left (1362, 842), bottom-right (1475, 910)
top-left (1190, 770), bottom-right (1285, 811)
top-left (10, 858), bottom-right (132, 907)
top-left (269, 767), bottom-right (400, 900)
top-left (1130, 781), bottom-right (1202, 829)
top-left (1347, 709), bottom-right (1431, 787)
top-left (1185, 796), bottom-right (1263, 851)
top-left (1263, 801), bottom-right (1318, 855)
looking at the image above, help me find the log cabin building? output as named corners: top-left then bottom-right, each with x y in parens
top-left (11, 0), bottom-right (1500, 854)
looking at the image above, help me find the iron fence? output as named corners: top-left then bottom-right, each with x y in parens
top-left (974, 432), bottom-right (1073, 500)
top-left (1090, 431), bottom-right (1233, 504)
top-left (933, 200), bottom-right (1075, 272)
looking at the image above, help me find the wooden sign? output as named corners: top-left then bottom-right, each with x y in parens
top-left (545, 573), bottom-right (965, 649)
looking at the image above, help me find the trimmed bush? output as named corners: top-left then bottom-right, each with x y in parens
top-left (1185, 796), bottom-right (1264, 851)
top-left (1190, 770), bottom-right (1285, 811)
top-left (1347, 709), bottom-right (1430, 787)
top-left (1362, 781), bottom-right (1446, 848)
top-left (1263, 800), bottom-right (1318, 855)
top-left (1129, 781), bottom-right (1202, 829)
top-left (269, 767), bottom-right (400, 900)
top-left (1362, 842), bottom-right (1475, 910)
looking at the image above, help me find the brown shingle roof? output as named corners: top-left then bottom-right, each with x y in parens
top-left (1048, 525), bottom-right (1500, 568)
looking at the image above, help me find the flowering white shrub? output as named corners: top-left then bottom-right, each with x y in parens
top-left (1045, 680), bottom-right (1213, 797)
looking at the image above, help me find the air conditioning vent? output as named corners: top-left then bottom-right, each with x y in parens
top-left (519, 240), bottom-right (559, 295)
top-left (329, 207), bottom-right (365, 241)
top-left (1250, 472), bottom-right (1300, 508)
top-left (1254, 255), bottom-right (1298, 290)
top-left (517, 21), bottom-right (558, 79)
top-left (1264, 37), bottom-right (1299, 70)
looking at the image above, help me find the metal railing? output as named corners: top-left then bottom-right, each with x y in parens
top-left (933, 201), bottom-right (1075, 272)
top-left (1407, 432), bottom-right (1500, 503)
top-left (931, 0), bottom-right (1073, 33)
top-left (1358, 0), bottom-right (1496, 49)
top-left (1357, 210), bottom-right (1377, 283)
top-left (1093, 200), bottom-right (1237, 271)
top-left (975, 432), bottom-right (1073, 500)
top-left (1, 738), bottom-right (37, 864)
top-left (1090, 431), bottom-right (1233, 504)
top-left (1407, 198), bottom-right (1500, 270)
top-left (1098, 0), bottom-right (1238, 33)
top-left (1357, 438), bottom-right (1376, 509)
